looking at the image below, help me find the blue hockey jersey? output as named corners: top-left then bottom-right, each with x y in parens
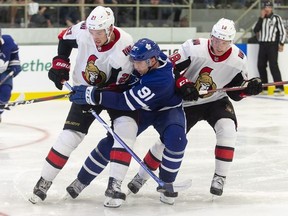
top-left (0, 35), bottom-right (21, 86)
top-left (99, 53), bottom-right (182, 111)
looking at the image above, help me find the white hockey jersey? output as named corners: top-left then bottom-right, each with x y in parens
top-left (59, 21), bottom-right (134, 88)
top-left (174, 38), bottom-right (248, 106)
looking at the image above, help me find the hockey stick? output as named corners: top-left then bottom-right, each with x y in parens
top-left (199, 81), bottom-right (288, 95)
top-left (3, 92), bottom-right (71, 110)
top-left (64, 82), bottom-right (192, 193)
top-left (0, 71), bottom-right (14, 86)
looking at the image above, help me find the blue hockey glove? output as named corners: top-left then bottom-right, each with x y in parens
top-left (69, 85), bottom-right (100, 105)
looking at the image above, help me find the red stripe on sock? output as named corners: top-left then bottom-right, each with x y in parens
top-left (215, 146), bottom-right (234, 161)
top-left (46, 148), bottom-right (68, 169)
top-left (143, 150), bottom-right (161, 171)
top-left (110, 148), bottom-right (132, 164)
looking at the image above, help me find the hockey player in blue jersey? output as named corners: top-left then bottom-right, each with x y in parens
top-left (68, 38), bottom-right (188, 206)
top-left (0, 28), bottom-right (21, 122)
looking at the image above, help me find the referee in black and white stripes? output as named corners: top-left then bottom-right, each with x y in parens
top-left (253, 1), bottom-right (286, 95)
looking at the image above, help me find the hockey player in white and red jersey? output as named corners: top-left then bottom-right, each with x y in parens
top-left (126, 18), bottom-right (263, 197)
top-left (29, 6), bottom-right (138, 204)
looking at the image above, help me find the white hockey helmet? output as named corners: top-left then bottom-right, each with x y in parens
top-left (86, 6), bottom-right (115, 34)
top-left (211, 18), bottom-right (236, 41)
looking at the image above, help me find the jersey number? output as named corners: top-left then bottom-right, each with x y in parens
top-left (137, 86), bottom-right (155, 101)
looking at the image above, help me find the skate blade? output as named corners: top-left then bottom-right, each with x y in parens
top-left (29, 194), bottom-right (41, 204)
top-left (126, 189), bottom-right (133, 197)
top-left (61, 193), bottom-right (74, 201)
top-left (104, 197), bottom-right (123, 208)
top-left (160, 195), bottom-right (175, 205)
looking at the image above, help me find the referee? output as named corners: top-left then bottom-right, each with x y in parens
top-left (253, 1), bottom-right (286, 95)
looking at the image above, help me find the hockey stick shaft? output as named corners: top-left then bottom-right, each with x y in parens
top-left (4, 92), bottom-right (71, 109)
top-left (90, 110), bottom-right (192, 192)
top-left (91, 110), bottom-right (167, 186)
top-left (62, 82), bottom-right (166, 187)
top-left (199, 81), bottom-right (288, 95)
top-left (0, 71), bottom-right (14, 86)
top-left (64, 82), bottom-right (191, 192)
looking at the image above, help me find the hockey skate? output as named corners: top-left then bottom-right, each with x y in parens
top-left (127, 173), bottom-right (147, 194)
top-left (160, 191), bottom-right (178, 205)
top-left (274, 88), bottom-right (285, 96)
top-left (29, 177), bottom-right (52, 204)
top-left (104, 177), bottom-right (126, 208)
top-left (66, 178), bottom-right (87, 199)
top-left (210, 173), bottom-right (226, 196)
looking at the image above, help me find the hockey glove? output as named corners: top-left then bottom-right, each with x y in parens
top-left (243, 77), bottom-right (262, 95)
top-left (69, 85), bottom-right (100, 105)
top-left (48, 55), bottom-right (70, 90)
top-left (176, 77), bottom-right (199, 101)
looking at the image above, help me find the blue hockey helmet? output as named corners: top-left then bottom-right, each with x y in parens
top-left (129, 38), bottom-right (161, 61)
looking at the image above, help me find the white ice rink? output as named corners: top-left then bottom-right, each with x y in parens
top-left (0, 95), bottom-right (288, 216)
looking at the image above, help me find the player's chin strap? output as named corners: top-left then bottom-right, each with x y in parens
top-left (0, 71), bottom-right (14, 86)
top-left (64, 82), bottom-right (192, 193)
top-left (199, 80), bottom-right (288, 95)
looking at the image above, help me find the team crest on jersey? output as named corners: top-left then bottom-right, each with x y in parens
top-left (195, 67), bottom-right (217, 98)
top-left (82, 55), bottom-right (107, 86)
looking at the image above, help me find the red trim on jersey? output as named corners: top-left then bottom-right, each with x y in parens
top-left (199, 66), bottom-right (213, 75)
top-left (96, 28), bottom-right (121, 52)
top-left (46, 148), bottom-right (69, 169)
top-left (215, 145), bottom-right (234, 161)
top-left (208, 40), bottom-right (232, 62)
top-left (58, 29), bottom-right (68, 40)
top-left (169, 52), bottom-right (181, 67)
top-left (110, 148), bottom-right (132, 164)
top-left (143, 150), bottom-right (161, 171)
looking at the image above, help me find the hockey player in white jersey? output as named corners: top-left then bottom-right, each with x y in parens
top-left (127, 18), bottom-right (263, 197)
top-left (29, 6), bottom-right (138, 204)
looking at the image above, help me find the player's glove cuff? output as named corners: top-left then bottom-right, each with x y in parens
top-left (69, 85), bottom-right (100, 105)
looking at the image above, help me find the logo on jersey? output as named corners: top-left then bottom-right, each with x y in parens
top-left (0, 59), bottom-right (9, 73)
top-left (82, 55), bottom-right (107, 87)
top-left (195, 67), bottom-right (216, 98)
top-left (238, 50), bottom-right (244, 59)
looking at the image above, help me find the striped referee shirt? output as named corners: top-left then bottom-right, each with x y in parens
top-left (254, 13), bottom-right (287, 45)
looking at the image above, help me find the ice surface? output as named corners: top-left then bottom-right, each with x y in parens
top-left (0, 96), bottom-right (288, 216)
